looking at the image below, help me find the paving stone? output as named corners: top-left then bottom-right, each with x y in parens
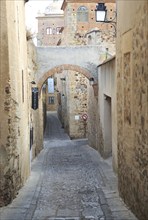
top-left (112, 210), bottom-right (138, 220)
top-left (106, 197), bottom-right (128, 212)
top-left (0, 208), bottom-right (27, 220)
top-left (0, 112), bottom-right (138, 220)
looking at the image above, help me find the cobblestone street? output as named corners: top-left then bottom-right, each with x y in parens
top-left (0, 112), bottom-right (137, 220)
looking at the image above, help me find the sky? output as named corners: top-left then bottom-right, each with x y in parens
top-left (25, 0), bottom-right (63, 33)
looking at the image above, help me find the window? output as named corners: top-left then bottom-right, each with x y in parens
top-left (46, 27), bottom-right (52, 35)
top-left (48, 96), bottom-right (55, 104)
top-left (46, 27), bottom-right (62, 35)
top-left (52, 28), bottom-right (56, 35)
top-left (56, 27), bottom-right (62, 34)
top-left (77, 6), bottom-right (88, 22)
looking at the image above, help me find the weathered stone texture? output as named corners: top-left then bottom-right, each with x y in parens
top-left (57, 71), bottom-right (89, 139)
top-left (87, 86), bottom-right (102, 151)
top-left (117, 1), bottom-right (148, 219)
top-left (27, 40), bottom-right (44, 160)
top-left (0, 0), bottom-right (44, 207)
top-left (0, 0), bottom-right (30, 206)
top-left (61, 1), bottom-right (116, 50)
top-left (57, 0), bottom-right (116, 146)
top-left (36, 46), bottom-right (100, 87)
top-left (37, 14), bottom-right (64, 46)
top-left (97, 57), bottom-right (117, 169)
top-left (36, 0), bottom-right (116, 146)
top-left (68, 71), bottom-right (88, 138)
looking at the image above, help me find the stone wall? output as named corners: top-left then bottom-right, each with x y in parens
top-left (61, 0), bottom-right (116, 50)
top-left (98, 57), bottom-right (117, 170)
top-left (37, 14), bottom-right (64, 46)
top-left (67, 71), bottom-right (89, 139)
top-left (57, 71), bottom-right (89, 139)
top-left (36, 0), bottom-right (116, 144)
top-left (56, 0), bottom-right (116, 142)
top-left (48, 0), bottom-right (115, 141)
top-left (0, 0), bottom-right (30, 206)
top-left (0, 1), bottom-right (44, 206)
top-left (30, 90), bottom-right (45, 160)
top-left (87, 57), bottom-right (117, 172)
top-left (27, 40), bottom-right (44, 160)
top-left (87, 85), bottom-right (101, 151)
top-left (116, 1), bottom-right (148, 219)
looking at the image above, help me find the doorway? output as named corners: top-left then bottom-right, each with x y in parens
top-left (104, 95), bottom-right (112, 157)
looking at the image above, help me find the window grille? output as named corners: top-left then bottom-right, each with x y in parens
top-left (48, 96), bottom-right (55, 104)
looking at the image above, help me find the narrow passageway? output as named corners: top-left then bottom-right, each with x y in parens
top-left (44, 112), bottom-right (70, 141)
top-left (0, 112), bottom-right (137, 220)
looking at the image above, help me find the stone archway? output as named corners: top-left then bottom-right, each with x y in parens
top-left (37, 63), bottom-right (94, 140)
top-left (37, 64), bottom-right (93, 91)
top-left (35, 46), bottom-right (100, 87)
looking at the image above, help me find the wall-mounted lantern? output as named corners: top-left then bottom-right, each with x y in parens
top-left (24, 0), bottom-right (29, 3)
top-left (32, 87), bottom-right (38, 110)
top-left (31, 81), bottom-right (36, 85)
top-left (95, 2), bottom-right (116, 36)
top-left (60, 77), bottom-right (66, 81)
top-left (30, 122), bottom-right (33, 150)
top-left (89, 77), bottom-right (95, 86)
top-left (95, 3), bottom-right (107, 22)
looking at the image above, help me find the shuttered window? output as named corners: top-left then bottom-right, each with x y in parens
top-left (77, 6), bottom-right (88, 22)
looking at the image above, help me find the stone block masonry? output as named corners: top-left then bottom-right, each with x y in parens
top-left (0, 0), bottom-right (44, 207)
top-left (66, 71), bottom-right (89, 139)
top-left (0, 0), bottom-right (30, 206)
top-left (116, 1), bottom-right (148, 219)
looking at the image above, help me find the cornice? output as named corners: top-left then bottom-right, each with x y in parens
top-left (61, 0), bottom-right (115, 10)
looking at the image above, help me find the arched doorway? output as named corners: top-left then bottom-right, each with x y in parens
top-left (37, 64), bottom-right (94, 140)
top-left (37, 64), bottom-right (94, 91)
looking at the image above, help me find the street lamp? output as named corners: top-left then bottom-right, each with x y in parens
top-left (30, 81), bottom-right (38, 110)
top-left (60, 77), bottom-right (66, 81)
top-left (89, 77), bottom-right (95, 86)
top-left (95, 3), bottom-right (107, 22)
top-left (95, 2), bottom-right (116, 36)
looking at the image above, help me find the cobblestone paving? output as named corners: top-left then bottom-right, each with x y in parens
top-left (0, 112), bottom-right (138, 220)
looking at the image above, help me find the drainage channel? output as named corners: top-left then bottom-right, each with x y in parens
top-left (47, 218), bottom-right (80, 220)
top-left (47, 217), bottom-right (105, 220)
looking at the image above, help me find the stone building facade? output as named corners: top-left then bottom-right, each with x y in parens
top-left (82, 1), bottom-right (148, 218)
top-left (1, 1), bottom-right (147, 218)
top-left (0, 0), bottom-right (44, 207)
top-left (57, 71), bottom-right (89, 138)
top-left (98, 57), bottom-right (117, 170)
top-left (36, 0), bottom-right (116, 140)
top-left (87, 83), bottom-right (100, 150)
top-left (57, 0), bottom-right (116, 139)
top-left (61, 0), bottom-right (115, 48)
top-left (116, 1), bottom-right (148, 219)
top-left (0, 0), bottom-right (30, 206)
top-left (27, 40), bottom-right (45, 160)
top-left (66, 72), bottom-right (88, 138)
top-left (37, 13), bottom-right (64, 46)
top-left (36, 2), bottom-right (64, 114)
top-left (87, 56), bottom-right (117, 173)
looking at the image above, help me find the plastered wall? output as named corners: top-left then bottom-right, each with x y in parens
top-left (0, 0), bottom-right (30, 206)
top-left (0, 1), bottom-right (44, 206)
top-left (116, 1), bottom-right (148, 219)
top-left (98, 57), bottom-right (117, 171)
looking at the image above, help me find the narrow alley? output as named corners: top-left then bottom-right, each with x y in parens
top-left (1, 1), bottom-right (147, 220)
top-left (0, 112), bottom-right (137, 220)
